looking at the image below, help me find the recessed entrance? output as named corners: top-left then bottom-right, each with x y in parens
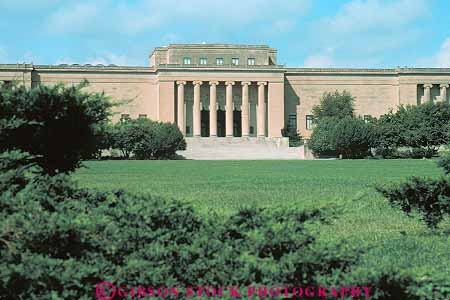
top-left (201, 110), bottom-right (209, 137)
top-left (233, 110), bottom-right (242, 137)
top-left (200, 109), bottom-right (242, 137)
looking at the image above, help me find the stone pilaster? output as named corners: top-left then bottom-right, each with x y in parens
top-left (424, 84), bottom-right (433, 103)
top-left (257, 81), bottom-right (267, 137)
top-left (225, 81), bottom-right (235, 137)
top-left (440, 84), bottom-right (449, 103)
top-left (176, 81), bottom-right (186, 135)
top-left (193, 81), bottom-right (202, 137)
top-left (241, 81), bottom-right (251, 137)
top-left (209, 81), bottom-right (219, 137)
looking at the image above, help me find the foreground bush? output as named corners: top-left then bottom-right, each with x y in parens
top-left (377, 155), bottom-right (450, 229)
top-left (0, 80), bottom-right (112, 174)
top-left (309, 117), bottom-right (375, 158)
top-left (108, 118), bottom-right (186, 159)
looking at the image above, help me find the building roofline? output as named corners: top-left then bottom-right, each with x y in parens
top-left (149, 43), bottom-right (277, 58)
top-left (285, 67), bottom-right (450, 75)
top-left (2, 63), bottom-right (450, 75)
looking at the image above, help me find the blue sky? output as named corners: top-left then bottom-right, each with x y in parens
top-left (1, 0), bottom-right (449, 68)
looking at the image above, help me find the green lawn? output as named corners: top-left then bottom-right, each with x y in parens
top-left (74, 159), bottom-right (450, 279)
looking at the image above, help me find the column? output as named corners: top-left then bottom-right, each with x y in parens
top-left (440, 84), bottom-right (449, 103)
top-left (193, 81), bottom-right (202, 137)
top-left (257, 81), bottom-right (267, 137)
top-left (176, 81), bottom-right (186, 135)
top-left (225, 81), bottom-right (235, 137)
top-left (424, 84), bottom-right (432, 103)
top-left (241, 81), bottom-right (251, 137)
top-left (209, 81), bottom-right (219, 137)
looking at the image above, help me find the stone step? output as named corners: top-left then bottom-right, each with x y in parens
top-left (177, 137), bottom-right (307, 160)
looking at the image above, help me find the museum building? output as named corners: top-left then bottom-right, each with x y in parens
top-left (1, 44), bottom-right (450, 140)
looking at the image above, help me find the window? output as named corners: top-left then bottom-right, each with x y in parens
top-left (306, 115), bottom-right (314, 130)
top-left (250, 126), bottom-right (254, 134)
top-left (183, 57), bottom-right (191, 65)
top-left (216, 58), bottom-right (224, 65)
top-left (199, 57), bottom-right (207, 65)
top-left (138, 114), bottom-right (147, 118)
top-left (231, 58), bottom-right (239, 65)
top-left (288, 114), bottom-right (297, 132)
top-left (120, 114), bottom-right (130, 122)
top-left (363, 115), bottom-right (372, 123)
top-left (248, 58), bottom-right (255, 65)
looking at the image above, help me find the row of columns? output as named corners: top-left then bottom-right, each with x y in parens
top-left (423, 83), bottom-right (449, 102)
top-left (176, 80), bottom-right (267, 137)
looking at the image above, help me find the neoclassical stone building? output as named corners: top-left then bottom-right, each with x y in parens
top-left (1, 44), bottom-right (450, 139)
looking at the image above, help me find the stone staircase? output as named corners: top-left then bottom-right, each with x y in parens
top-left (177, 137), bottom-right (309, 160)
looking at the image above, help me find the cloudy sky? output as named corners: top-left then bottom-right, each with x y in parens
top-left (0, 0), bottom-right (449, 68)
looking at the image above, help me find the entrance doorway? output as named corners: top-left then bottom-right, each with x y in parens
top-left (233, 110), bottom-right (242, 137)
top-left (217, 109), bottom-right (225, 137)
top-left (201, 110), bottom-right (209, 137)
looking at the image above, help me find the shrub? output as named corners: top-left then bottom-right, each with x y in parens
top-left (108, 118), bottom-right (186, 159)
top-left (377, 176), bottom-right (450, 229)
top-left (309, 117), bottom-right (375, 158)
top-left (0, 80), bottom-right (112, 174)
top-left (437, 154), bottom-right (450, 174)
top-left (336, 268), bottom-right (450, 300)
top-left (0, 151), bottom-right (359, 299)
top-left (282, 127), bottom-right (303, 147)
top-left (374, 102), bottom-right (450, 158)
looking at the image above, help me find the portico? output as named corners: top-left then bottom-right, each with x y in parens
top-left (176, 80), bottom-right (269, 138)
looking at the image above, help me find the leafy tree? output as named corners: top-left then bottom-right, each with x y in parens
top-left (312, 90), bottom-right (355, 120)
top-left (0, 80), bottom-right (112, 174)
top-left (309, 117), bottom-right (375, 158)
top-left (396, 102), bottom-right (450, 157)
top-left (374, 102), bottom-right (450, 158)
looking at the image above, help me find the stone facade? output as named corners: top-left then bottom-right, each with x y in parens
top-left (1, 44), bottom-right (450, 139)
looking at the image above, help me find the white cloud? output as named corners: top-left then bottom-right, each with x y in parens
top-left (303, 48), bottom-right (335, 67)
top-left (302, 0), bottom-right (428, 67)
top-left (303, 54), bottom-right (334, 68)
top-left (87, 52), bottom-right (131, 66)
top-left (321, 0), bottom-right (426, 35)
top-left (55, 52), bottom-right (132, 66)
top-left (43, 0), bottom-right (310, 35)
top-left (45, 2), bottom-right (100, 33)
top-left (418, 38), bottom-right (450, 67)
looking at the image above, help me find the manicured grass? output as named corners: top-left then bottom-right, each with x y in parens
top-left (74, 159), bottom-right (450, 279)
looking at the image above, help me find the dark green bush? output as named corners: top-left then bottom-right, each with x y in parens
top-left (309, 117), bottom-right (375, 158)
top-left (336, 268), bottom-right (450, 300)
top-left (377, 176), bottom-right (450, 229)
top-left (437, 154), bottom-right (450, 174)
top-left (0, 80), bottom-right (112, 174)
top-left (108, 118), bottom-right (186, 159)
top-left (282, 127), bottom-right (303, 147)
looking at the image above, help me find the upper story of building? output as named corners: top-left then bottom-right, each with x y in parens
top-left (149, 44), bottom-right (278, 67)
